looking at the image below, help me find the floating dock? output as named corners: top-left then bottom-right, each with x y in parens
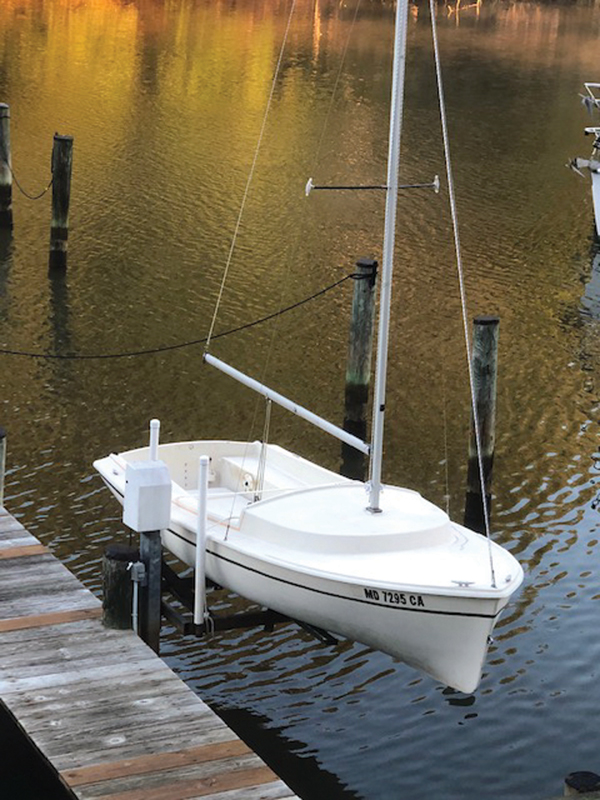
top-left (0, 507), bottom-right (298, 800)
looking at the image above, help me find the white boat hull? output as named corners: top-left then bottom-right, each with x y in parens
top-left (94, 440), bottom-right (523, 694)
top-left (167, 528), bottom-right (505, 694)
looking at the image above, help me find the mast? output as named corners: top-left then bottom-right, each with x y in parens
top-left (368, 0), bottom-right (410, 512)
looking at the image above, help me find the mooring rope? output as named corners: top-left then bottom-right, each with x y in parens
top-left (204, 0), bottom-right (299, 353)
top-left (429, 0), bottom-right (497, 587)
top-left (0, 154), bottom-right (53, 201)
top-left (0, 271), bottom-right (358, 361)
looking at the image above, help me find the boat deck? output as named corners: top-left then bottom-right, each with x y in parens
top-left (0, 507), bottom-right (298, 800)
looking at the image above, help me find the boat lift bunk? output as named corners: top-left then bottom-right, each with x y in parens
top-left (160, 558), bottom-right (340, 645)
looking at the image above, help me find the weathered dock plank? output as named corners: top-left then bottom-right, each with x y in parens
top-left (63, 740), bottom-right (253, 786)
top-left (0, 513), bottom-right (40, 548)
top-left (0, 508), bottom-right (299, 800)
top-left (0, 542), bottom-right (48, 558)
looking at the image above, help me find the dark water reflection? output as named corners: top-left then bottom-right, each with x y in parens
top-left (2, 0), bottom-right (600, 797)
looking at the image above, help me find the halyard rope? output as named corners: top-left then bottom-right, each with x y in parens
top-left (204, 0), bottom-right (299, 353)
top-left (429, 0), bottom-right (497, 587)
top-left (219, 0), bottom-right (361, 533)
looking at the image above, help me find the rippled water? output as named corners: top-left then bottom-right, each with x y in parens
top-left (2, 0), bottom-right (600, 797)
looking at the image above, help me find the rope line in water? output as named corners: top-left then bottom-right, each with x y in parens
top-left (0, 272), bottom-right (359, 361)
top-left (429, 0), bottom-right (497, 587)
top-left (0, 154), bottom-right (53, 201)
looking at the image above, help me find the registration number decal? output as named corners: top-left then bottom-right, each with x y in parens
top-left (364, 587), bottom-right (425, 607)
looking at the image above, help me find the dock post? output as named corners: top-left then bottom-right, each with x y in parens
top-left (139, 530), bottom-right (162, 653)
top-left (102, 543), bottom-right (139, 629)
top-left (121, 419), bottom-right (169, 653)
top-left (564, 771), bottom-right (600, 795)
top-left (464, 316), bottom-right (499, 533)
top-left (341, 258), bottom-right (377, 480)
top-left (0, 104), bottom-right (12, 230)
top-left (49, 133), bottom-right (73, 270)
top-left (0, 427), bottom-right (6, 507)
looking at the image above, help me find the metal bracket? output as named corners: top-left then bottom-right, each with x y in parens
top-left (128, 560), bottom-right (147, 587)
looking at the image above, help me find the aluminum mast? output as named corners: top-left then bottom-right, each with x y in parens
top-left (368, 0), bottom-right (410, 512)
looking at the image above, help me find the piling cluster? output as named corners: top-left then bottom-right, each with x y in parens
top-left (0, 103), bottom-right (73, 269)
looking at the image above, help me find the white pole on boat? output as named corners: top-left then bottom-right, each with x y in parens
top-left (368, 0), bottom-right (410, 512)
top-left (0, 427), bottom-right (6, 508)
top-left (194, 455), bottom-right (209, 627)
top-left (149, 418), bottom-right (160, 461)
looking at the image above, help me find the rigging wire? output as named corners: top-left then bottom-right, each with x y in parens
top-left (429, 0), bottom-right (497, 587)
top-left (235, 0), bottom-right (365, 519)
top-left (223, 16), bottom-right (304, 529)
top-left (204, 0), bottom-right (299, 353)
top-left (254, 0), bottom-right (363, 399)
top-left (216, 0), bottom-right (364, 528)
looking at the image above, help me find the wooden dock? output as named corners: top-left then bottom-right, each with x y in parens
top-left (0, 507), bottom-right (298, 800)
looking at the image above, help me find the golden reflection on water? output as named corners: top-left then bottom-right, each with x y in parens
top-left (0, 0), bottom-right (598, 518)
top-left (0, 0), bottom-right (599, 552)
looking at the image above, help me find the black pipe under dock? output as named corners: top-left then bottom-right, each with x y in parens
top-left (0, 507), bottom-right (298, 800)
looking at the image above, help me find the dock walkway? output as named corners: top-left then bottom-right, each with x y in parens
top-left (0, 507), bottom-right (298, 800)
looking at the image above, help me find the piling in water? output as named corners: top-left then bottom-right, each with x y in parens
top-left (49, 133), bottom-right (73, 270)
top-left (139, 530), bottom-right (162, 653)
top-left (564, 771), bottom-right (600, 796)
top-left (102, 543), bottom-right (139, 630)
top-left (464, 316), bottom-right (499, 533)
top-left (341, 258), bottom-right (377, 480)
top-left (0, 104), bottom-right (12, 231)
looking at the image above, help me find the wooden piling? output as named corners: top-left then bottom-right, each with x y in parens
top-left (139, 530), bottom-right (162, 653)
top-left (49, 133), bottom-right (73, 270)
top-left (341, 258), bottom-right (378, 480)
top-left (0, 104), bottom-right (12, 231)
top-left (0, 427), bottom-right (6, 508)
top-left (464, 315), bottom-right (499, 533)
top-left (102, 543), bottom-right (139, 630)
top-left (564, 772), bottom-right (600, 796)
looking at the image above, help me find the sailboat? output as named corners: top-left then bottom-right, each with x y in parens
top-left (569, 81), bottom-right (600, 237)
top-left (94, 0), bottom-right (523, 694)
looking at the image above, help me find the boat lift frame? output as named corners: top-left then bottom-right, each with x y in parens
top-left (160, 559), bottom-right (339, 645)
